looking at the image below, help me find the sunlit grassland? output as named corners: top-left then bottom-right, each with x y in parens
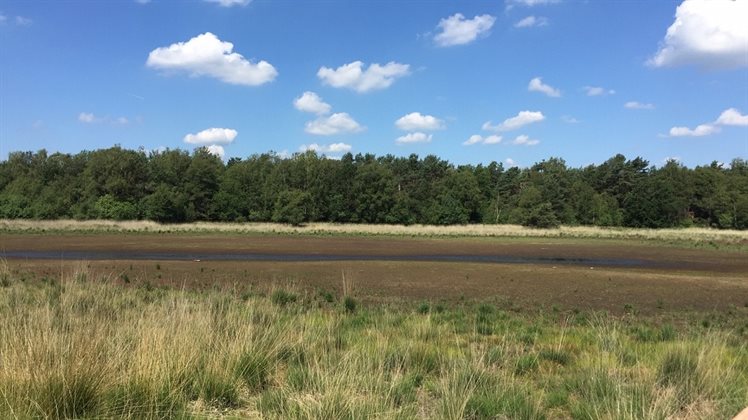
top-left (2, 219), bottom-right (748, 247)
top-left (1, 265), bottom-right (747, 419)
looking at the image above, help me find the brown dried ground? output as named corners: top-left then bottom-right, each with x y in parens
top-left (2, 233), bottom-right (746, 314)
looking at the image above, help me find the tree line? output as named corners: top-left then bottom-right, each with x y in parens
top-left (0, 146), bottom-right (746, 229)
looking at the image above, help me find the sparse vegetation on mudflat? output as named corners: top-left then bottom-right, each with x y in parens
top-left (1, 268), bottom-right (747, 419)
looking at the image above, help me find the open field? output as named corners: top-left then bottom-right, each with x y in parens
top-left (1, 229), bottom-right (747, 417)
top-left (0, 267), bottom-right (747, 419)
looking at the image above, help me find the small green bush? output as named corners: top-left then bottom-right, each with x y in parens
top-left (417, 302), bottom-right (430, 314)
top-left (343, 296), bottom-right (357, 313)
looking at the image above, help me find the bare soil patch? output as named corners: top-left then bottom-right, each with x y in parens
top-left (3, 233), bottom-right (747, 314)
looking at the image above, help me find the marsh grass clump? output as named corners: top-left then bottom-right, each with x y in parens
top-left (270, 289), bottom-right (297, 306)
top-left (0, 269), bottom-right (746, 419)
top-left (539, 348), bottom-right (572, 366)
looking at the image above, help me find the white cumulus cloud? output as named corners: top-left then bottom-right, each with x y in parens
top-left (184, 127), bottom-right (238, 145)
top-left (505, 158), bottom-right (518, 167)
top-left (625, 101), bottom-right (655, 110)
top-left (293, 91), bottom-right (331, 115)
top-left (483, 110), bottom-right (545, 132)
top-left (204, 0), bottom-right (251, 6)
top-left (669, 124), bottom-right (719, 137)
top-left (528, 77), bottom-right (561, 97)
top-left (395, 112), bottom-right (445, 131)
top-left (716, 108), bottom-right (748, 126)
top-left (300, 143), bottom-right (353, 154)
top-left (146, 32), bottom-right (277, 86)
top-left (206, 145), bottom-right (225, 158)
top-left (512, 134), bottom-right (540, 146)
top-left (317, 61), bottom-right (410, 93)
top-left (648, 0), bottom-right (748, 69)
top-left (434, 13), bottom-right (496, 47)
top-left (584, 86), bottom-right (615, 96)
top-left (305, 113), bottom-right (364, 136)
top-left (396, 132), bottom-right (433, 144)
top-left (514, 16), bottom-right (548, 28)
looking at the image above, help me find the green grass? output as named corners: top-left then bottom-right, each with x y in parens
top-left (0, 270), bottom-right (747, 418)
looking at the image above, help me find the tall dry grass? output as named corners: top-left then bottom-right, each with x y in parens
top-left (0, 267), bottom-right (746, 418)
top-left (2, 219), bottom-right (747, 245)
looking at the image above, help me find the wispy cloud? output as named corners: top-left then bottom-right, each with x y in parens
top-left (583, 86), bottom-right (615, 96)
top-left (624, 101), bottom-right (655, 110)
top-left (528, 77), bottom-right (561, 97)
top-left (561, 115), bottom-right (580, 124)
top-left (462, 134), bottom-right (502, 146)
top-left (204, 0), bottom-right (251, 7)
top-left (514, 16), bottom-right (548, 28)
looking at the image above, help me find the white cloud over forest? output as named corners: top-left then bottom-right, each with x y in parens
top-left (183, 127), bottom-right (238, 144)
top-left (305, 113), bottom-right (364, 135)
top-left (317, 61), bottom-right (410, 93)
top-left (146, 32), bottom-right (277, 86)
top-left (483, 111), bottom-right (546, 132)
top-left (395, 112), bottom-right (445, 131)
top-left (396, 132), bottom-right (433, 144)
top-left (649, 0), bottom-right (748, 69)
top-left (294, 91), bottom-right (332, 115)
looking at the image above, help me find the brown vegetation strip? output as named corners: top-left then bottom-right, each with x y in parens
top-left (3, 233), bottom-right (747, 314)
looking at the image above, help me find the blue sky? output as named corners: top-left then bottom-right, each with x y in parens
top-left (1, 0), bottom-right (746, 168)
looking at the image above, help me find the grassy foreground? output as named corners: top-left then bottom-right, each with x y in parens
top-left (1, 268), bottom-right (747, 419)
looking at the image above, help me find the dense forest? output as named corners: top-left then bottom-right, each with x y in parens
top-left (1, 146), bottom-right (746, 229)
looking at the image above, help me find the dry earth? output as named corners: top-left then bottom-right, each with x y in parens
top-left (2, 233), bottom-right (747, 314)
